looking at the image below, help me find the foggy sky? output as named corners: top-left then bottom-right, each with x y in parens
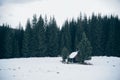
top-left (0, 0), bottom-right (120, 28)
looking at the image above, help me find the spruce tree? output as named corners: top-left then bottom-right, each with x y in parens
top-left (22, 19), bottom-right (33, 57)
top-left (61, 47), bottom-right (69, 62)
top-left (31, 14), bottom-right (38, 56)
top-left (35, 15), bottom-right (46, 57)
top-left (12, 30), bottom-right (20, 58)
top-left (105, 16), bottom-right (116, 56)
top-left (46, 17), bottom-right (59, 57)
top-left (77, 32), bottom-right (92, 63)
top-left (75, 16), bottom-right (83, 50)
top-left (69, 19), bottom-right (77, 51)
top-left (0, 25), bottom-right (6, 58)
top-left (4, 27), bottom-right (13, 58)
top-left (18, 24), bottom-right (24, 57)
top-left (60, 20), bottom-right (71, 53)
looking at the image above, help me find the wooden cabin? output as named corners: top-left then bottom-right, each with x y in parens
top-left (68, 51), bottom-right (79, 63)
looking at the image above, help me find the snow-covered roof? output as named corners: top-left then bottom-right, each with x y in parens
top-left (69, 51), bottom-right (78, 58)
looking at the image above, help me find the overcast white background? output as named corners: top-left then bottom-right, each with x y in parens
top-left (0, 0), bottom-right (120, 28)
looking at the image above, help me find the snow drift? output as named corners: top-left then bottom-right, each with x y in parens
top-left (0, 56), bottom-right (120, 80)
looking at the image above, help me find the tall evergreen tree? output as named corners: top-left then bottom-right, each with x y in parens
top-left (105, 16), bottom-right (116, 56)
top-left (114, 16), bottom-right (120, 57)
top-left (60, 20), bottom-right (71, 53)
top-left (35, 15), bottom-right (46, 57)
top-left (75, 16), bottom-right (83, 50)
top-left (77, 32), bottom-right (92, 63)
top-left (69, 19), bottom-right (77, 51)
top-left (4, 26), bottom-right (13, 58)
top-left (46, 17), bottom-right (59, 57)
top-left (22, 19), bottom-right (33, 57)
top-left (0, 25), bottom-right (7, 58)
top-left (18, 24), bottom-right (24, 57)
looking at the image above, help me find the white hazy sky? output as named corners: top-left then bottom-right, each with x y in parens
top-left (0, 0), bottom-right (120, 28)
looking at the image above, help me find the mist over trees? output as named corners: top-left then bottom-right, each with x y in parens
top-left (0, 14), bottom-right (120, 59)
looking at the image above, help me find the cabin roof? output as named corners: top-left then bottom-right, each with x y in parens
top-left (69, 51), bottom-right (78, 58)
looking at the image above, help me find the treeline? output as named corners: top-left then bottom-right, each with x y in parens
top-left (0, 14), bottom-right (120, 59)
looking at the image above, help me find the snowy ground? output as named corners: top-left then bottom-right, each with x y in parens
top-left (0, 56), bottom-right (120, 80)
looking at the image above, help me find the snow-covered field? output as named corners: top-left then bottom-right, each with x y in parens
top-left (0, 56), bottom-right (120, 80)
